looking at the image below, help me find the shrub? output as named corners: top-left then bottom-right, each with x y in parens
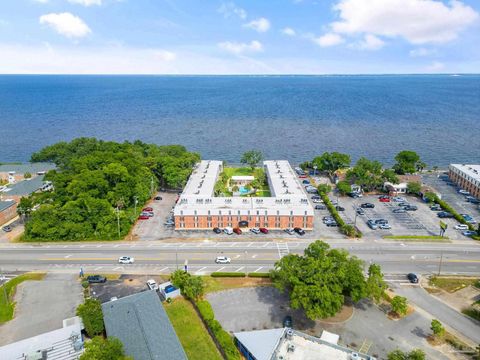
top-left (76, 298), bottom-right (104, 337)
top-left (171, 270), bottom-right (205, 300)
top-left (211, 272), bottom-right (246, 278)
top-left (319, 191), bottom-right (362, 238)
top-left (431, 319), bottom-right (445, 337)
top-left (248, 273), bottom-right (270, 278)
top-left (432, 195), bottom-right (475, 231)
top-left (462, 308), bottom-right (480, 321)
top-left (391, 296), bottom-right (408, 316)
top-left (197, 300), bottom-right (215, 321)
top-left (81, 280), bottom-right (90, 289)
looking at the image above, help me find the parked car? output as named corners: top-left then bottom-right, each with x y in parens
top-left (335, 206), bottom-right (345, 211)
top-left (311, 195), bottom-right (321, 200)
top-left (259, 227), bottom-right (269, 234)
top-left (356, 208), bottom-right (365, 215)
top-left (325, 221), bottom-right (338, 227)
top-left (284, 228), bottom-right (295, 235)
top-left (146, 279), bottom-right (158, 291)
top-left (462, 230), bottom-right (477, 237)
top-left (438, 212), bottom-right (454, 218)
top-left (430, 204), bottom-right (442, 211)
top-left (118, 256), bottom-right (134, 264)
top-left (283, 315), bottom-right (293, 328)
top-left (458, 189), bottom-right (470, 195)
top-left (461, 214), bottom-right (476, 224)
top-left (361, 203), bottom-right (375, 209)
top-left (407, 273), bottom-right (419, 283)
top-left (294, 227), bottom-right (305, 236)
top-left (215, 256), bottom-right (231, 264)
top-left (138, 215), bottom-right (150, 220)
top-left (397, 202), bottom-right (410, 207)
top-left (348, 192), bottom-right (362, 198)
top-left (379, 223), bottom-right (392, 230)
top-left (323, 216), bottom-right (334, 222)
top-left (233, 227), bottom-right (242, 235)
top-left (213, 227), bottom-right (222, 234)
top-left (143, 207), bottom-right (153, 212)
top-left (392, 196), bottom-right (406, 202)
top-left (298, 174), bottom-right (307, 178)
top-left (302, 180), bottom-right (310, 184)
top-left (87, 275), bottom-right (106, 283)
top-left (454, 224), bottom-right (469, 230)
top-left (312, 199), bottom-right (324, 203)
top-left (315, 204), bottom-right (326, 210)
top-left (224, 227), bottom-right (233, 235)
top-left (141, 211), bottom-right (154, 217)
top-left (392, 208), bottom-right (406, 214)
top-left (404, 205), bottom-right (418, 211)
top-left (374, 219), bottom-right (388, 225)
top-left (250, 227), bottom-right (260, 234)
top-left (367, 220), bottom-right (378, 230)
top-left (466, 197), bottom-right (480, 204)
top-left (2, 225), bottom-right (12, 232)
top-left (154, 196), bottom-right (162, 200)
top-left (379, 197), bottom-right (391, 203)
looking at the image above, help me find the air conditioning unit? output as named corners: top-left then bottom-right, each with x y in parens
top-left (350, 353), bottom-right (359, 360)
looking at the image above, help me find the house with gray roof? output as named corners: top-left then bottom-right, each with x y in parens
top-left (102, 290), bottom-right (187, 360)
top-left (1, 176), bottom-right (47, 197)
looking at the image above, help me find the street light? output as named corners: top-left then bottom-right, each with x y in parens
top-left (313, 165), bottom-right (317, 176)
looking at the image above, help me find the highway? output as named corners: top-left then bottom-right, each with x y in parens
top-left (1, 241), bottom-right (479, 276)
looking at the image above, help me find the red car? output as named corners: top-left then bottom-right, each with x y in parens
top-left (298, 175), bottom-right (307, 178)
top-left (379, 197), bottom-right (390, 202)
top-left (259, 227), bottom-right (269, 234)
top-left (138, 215), bottom-right (149, 220)
top-left (143, 207), bottom-right (153, 212)
top-left (233, 227), bottom-right (242, 235)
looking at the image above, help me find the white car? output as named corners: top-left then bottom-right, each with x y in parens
top-left (223, 227), bottom-right (233, 235)
top-left (454, 224), bottom-right (469, 230)
top-left (215, 256), bottom-right (231, 264)
top-left (250, 228), bottom-right (260, 234)
top-left (392, 196), bottom-right (406, 202)
top-left (284, 228), bottom-right (295, 235)
top-left (118, 256), bottom-right (134, 264)
top-left (379, 223), bottom-right (392, 230)
top-left (312, 199), bottom-right (324, 203)
top-left (146, 279), bottom-right (158, 291)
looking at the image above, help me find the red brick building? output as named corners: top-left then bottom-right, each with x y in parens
top-left (449, 164), bottom-right (480, 199)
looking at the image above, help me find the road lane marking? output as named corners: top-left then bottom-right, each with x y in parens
top-left (94, 266), bottom-right (103, 271)
top-left (251, 254), bottom-right (258, 258)
top-left (64, 255), bottom-right (72, 259)
top-left (195, 267), bottom-right (207, 274)
top-left (253, 267), bottom-right (263, 273)
top-left (113, 266), bottom-right (123, 271)
top-left (159, 267), bottom-right (169, 272)
top-left (215, 266), bottom-right (226, 272)
top-left (114, 244), bottom-right (119, 248)
top-left (235, 267), bottom-right (244, 272)
top-left (234, 255), bottom-right (240, 259)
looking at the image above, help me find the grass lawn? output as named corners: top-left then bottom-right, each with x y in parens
top-left (383, 235), bottom-right (450, 242)
top-left (0, 272), bottom-right (46, 324)
top-left (165, 298), bottom-right (222, 360)
top-left (203, 276), bottom-right (272, 293)
top-left (429, 276), bottom-right (479, 293)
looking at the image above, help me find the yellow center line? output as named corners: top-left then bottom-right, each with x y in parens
top-left (41, 257), bottom-right (279, 261)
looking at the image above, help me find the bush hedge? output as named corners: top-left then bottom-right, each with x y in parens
top-left (319, 190), bottom-right (362, 238)
top-left (195, 300), bottom-right (240, 360)
top-left (247, 272), bottom-right (271, 278)
top-left (211, 272), bottom-right (246, 278)
top-left (430, 194), bottom-right (476, 232)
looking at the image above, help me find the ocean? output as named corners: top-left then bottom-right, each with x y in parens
top-left (0, 75), bottom-right (479, 166)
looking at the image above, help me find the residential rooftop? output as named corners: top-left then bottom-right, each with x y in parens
top-left (1, 175), bottom-right (46, 196)
top-left (102, 290), bottom-right (187, 360)
top-left (0, 200), bottom-right (16, 212)
top-left (450, 164), bottom-right (480, 182)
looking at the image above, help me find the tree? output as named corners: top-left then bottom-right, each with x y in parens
top-left (80, 336), bottom-right (130, 360)
top-left (336, 180), bottom-right (352, 195)
top-left (388, 349), bottom-right (425, 360)
top-left (430, 319), bottom-right (445, 338)
top-left (24, 172), bottom-right (32, 179)
top-left (76, 298), bottom-right (105, 337)
top-left (423, 192), bottom-right (436, 203)
top-left (366, 264), bottom-right (387, 303)
top-left (346, 157), bottom-right (398, 192)
top-left (17, 196), bottom-right (34, 219)
top-left (407, 349), bottom-right (426, 360)
top-left (240, 150), bottom-right (263, 170)
top-left (407, 182), bottom-right (421, 194)
top-left (271, 241), bottom-right (368, 319)
top-left (391, 296), bottom-right (408, 316)
top-left (387, 349), bottom-right (406, 360)
top-left (312, 152), bottom-right (351, 178)
top-left (393, 150), bottom-right (424, 175)
top-left (317, 184), bottom-right (332, 194)
top-left (171, 270), bottom-right (204, 301)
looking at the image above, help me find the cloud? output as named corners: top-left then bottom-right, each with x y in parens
top-left (39, 12), bottom-right (91, 38)
top-left (351, 34), bottom-right (385, 50)
top-left (282, 27), bottom-right (296, 36)
top-left (243, 17), bottom-right (271, 33)
top-left (153, 49), bottom-right (176, 62)
top-left (409, 48), bottom-right (437, 57)
top-left (68, 0), bottom-right (102, 5)
top-left (218, 40), bottom-right (263, 54)
top-left (426, 61), bottom-right (445, 71)
top-left (331, 0), bottom-right (479, 44)
top-left (313, 32), bottom-right (344, 47)
top-left (32, 0), bottom-right (49, 3)
top-left (218, 2), bottom-right (247, 19)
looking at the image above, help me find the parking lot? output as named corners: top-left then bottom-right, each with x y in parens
top-left (422, 173), bottom-right (479, 223)
top-left (337, 194), bottom-right (465, 240)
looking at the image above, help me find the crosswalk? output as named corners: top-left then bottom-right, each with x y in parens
top-left (384, 274), bottom-right (420, 286)
top-left (277, 242), bottom-right (290, 258)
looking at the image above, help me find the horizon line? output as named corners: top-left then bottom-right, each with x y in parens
top-left (0, 73), bottom-right (478, 76)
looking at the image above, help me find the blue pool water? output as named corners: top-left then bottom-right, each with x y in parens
top-left (239, 186), bottom-right (249, 195)
top-left (1, 75), bottom-right (479, 166)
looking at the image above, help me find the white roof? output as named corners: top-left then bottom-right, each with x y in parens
top-left (231, 176), bottom-right (254, 181)
top-left (320, 330), bottom-right (340, 345)
top-left (450, 164), bottom-right (480, 182)
top-left (234, 328), bottom-right (285, 360)
top-left (181, 160), bottom-right (223, 197)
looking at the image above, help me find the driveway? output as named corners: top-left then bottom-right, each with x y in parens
top-left (207, 287), bottom-right (448, 360)
top-left (0, 273), bottom-right (83, 346)
top-left (394, 285), bottom-right (480, 346)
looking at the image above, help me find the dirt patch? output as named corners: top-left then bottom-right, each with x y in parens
top-left (316, 304), bottom-right (354, 324)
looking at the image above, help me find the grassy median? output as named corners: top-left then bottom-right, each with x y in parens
top-left (0, 272), bottom-right (46, 323)
top-left (165, 298), bottom-right (222, 360)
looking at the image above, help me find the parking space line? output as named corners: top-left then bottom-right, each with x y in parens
top-left (235, 266), bottom-right (245, 272)
top-left (94, 266), bottom-right (103, 271)
top-left (253, 267), bottom-right (263, 273)
top-left (215, 266), bottom-right (226, 272)
top-left (113, 266), bottom-right (123, 271)
top-left (159, 267), bottom-right (169, 272)
top-left (195, 267), bottom-right (207, 274)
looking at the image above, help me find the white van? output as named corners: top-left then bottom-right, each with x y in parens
top-left (223, 227), bottom-right (233, 235)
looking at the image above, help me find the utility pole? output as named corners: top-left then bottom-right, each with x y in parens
top-left (133, 196), bottom-right (138, 216)
top-left (150, 177), bottom-right (154, 197)
top-left (437, 251), bottom-right (444, 276)
top-left (115, 206), bottom-right (120, 240)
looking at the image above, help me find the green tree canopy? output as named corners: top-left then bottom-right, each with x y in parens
top-left (80, 336), bottom-right (131, 360)
top-left (76, 298), bottom-right (104, 338)
top-left (393, 150), bottom-right (425, 175)
top-left (366, 264), bottom-right (387, 303)
top-left (271, 241), bottom-right (370, 319)
top-left (388, 349), bottom-right (425, 360)
top-left (407, 182), bottom-right (422, 194)
top-left (346, 157), bottom-right (399, 192)
top-left (317, 184), bottom-right (332, 194)
top-left (336, 180), bottom-right (352, 195)
top-left (312, 152), bottom-right (351, 177)
top-left (171, 270), bottom-right (205, 301)
top-left (240, 150), bottom-right (263, 170)
top-left (430, 319), bottom-right (445, 338)
top-left (17, 196), bottom-right (34, 218)
top-left (391, 296), bottom-right (408, 316)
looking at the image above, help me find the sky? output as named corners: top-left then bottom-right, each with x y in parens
top-left (0, 0), bottom-right (479, 74)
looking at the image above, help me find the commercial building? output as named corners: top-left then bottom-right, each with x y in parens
top-left (0, 163), bottom-right (55, 184)
top-left (234, 328), bottom-right (372, 360)
top-left (102, 291), bottom-right (187, 360)
top-left (174, 160), bottom-right (314, 230)
top-left (383, 175), bottom-right (422, 195)
top-left (449, 164), bottom-right (480, 199)
top-left (0, 200), bottom-right (17, 226)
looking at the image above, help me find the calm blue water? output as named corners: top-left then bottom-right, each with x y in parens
top-left (1, 75), bottom-right (479, 166)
